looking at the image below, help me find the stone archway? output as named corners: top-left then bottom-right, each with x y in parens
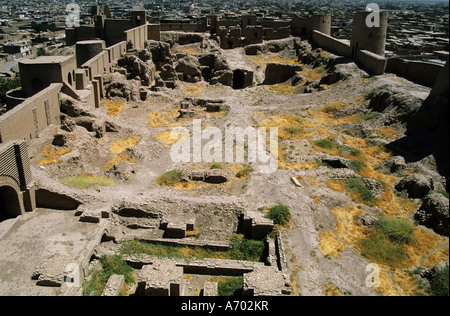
top-left (0, 184), bottom-right (23, 222)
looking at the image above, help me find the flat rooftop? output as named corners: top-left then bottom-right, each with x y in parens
top-left (19, 55), bottom-right (74, 64)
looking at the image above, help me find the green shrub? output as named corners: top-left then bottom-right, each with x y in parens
top-left (346, 177), bottom-right (374, 203)
top-left (218, 277), bottom-right (243, 296)
top-left (156, 169), bottom-right (184, 186)
top-left (377, 217), bottom-right (416, 245)
top-left (325, 105), bottom-right (338, 114)
top-left (348, 160), bottom-right (366, 172)
top-left (210, 163), bottom-right (224, 169)
top-left (430, 264), bottom-right (449, 296)
top-left (340, 145), bottom-right (362, 157)
top-left (82, 255), bottom-right (134, 296)
top-left (266, 204), bottom-right (291, 226)
top-left (284, 126), bottom-right (302, 136)
top-left (313, 139), bottom-right (337, 150)
top-left (235, 165), bottom-right (254, 178)
top-left (229, 236), bottom-right (265, 261)
top-left (0, 77), bottom-right (21, 105)
top-left (360, 216), bottom-right (417, 269)
top-left (360, 235), bottom-right (406, 268)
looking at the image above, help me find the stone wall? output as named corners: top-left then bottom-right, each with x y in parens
top-left (312, 30), bottom-right (351, 57)
top-left (125, 24), bottom-right (148, 50)
top-left (386, 58), bottom-right (444, 87)
top-left (356, 50), bottom-right (387, 75)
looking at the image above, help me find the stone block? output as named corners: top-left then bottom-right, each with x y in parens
top-left (139, 259), bottom-right (184, 296)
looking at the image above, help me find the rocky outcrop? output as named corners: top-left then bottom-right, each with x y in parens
top-left (145, 40), bottom-right (174, 70)
top-left (395, 174), bottom-right (434, 199)
top-left (117, 55), bottom-right (156, 86)
top-left (103, 73), bottom-right (140, 101)
top-left (263, 63), bottom-right (303, 85)
top-left (414, 193), bottom-right (449, 236)
top-left (367, 84), bottom-right (424, 125)
top-left (377, 156), bottom-right (407, 175)
top-left (175, 55), bottom-right (203, 83)
top-left (198, 52), bottom-right (233, 86)
top-left (395, 59), bottom-right (449, 177)
top-left (60, 94), bottom-right (93, 118)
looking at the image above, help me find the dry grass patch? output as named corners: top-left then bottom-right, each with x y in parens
top-left (185, 84), bottom-right (204, 96)
top-left (103, 100), bottom-right (127, 117)
top-left (323, 284), bottom-right (343, 296)
top-left (36, 146), bottom-right (73, 165)
top-left (110, 136), bottom-right (140, 154)
top-left (103, 154), bottom-right (136, 170)
top-left (147, 109), bottom-right (181, 128)
top-left (156, 130), bottom-right (190, 147)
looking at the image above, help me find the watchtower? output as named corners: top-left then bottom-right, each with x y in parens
top-left (350, 11), bottom-right (388, 57)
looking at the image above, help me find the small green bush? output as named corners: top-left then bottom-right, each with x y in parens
top-left (430, 264), bottom-right (449, 296)
top-left (266, 204), bottom-right (291, 226)
top-left (314, 139), bottom-right (337, 150)
top-left (377, 217), bottom-right (416, 245)
top-left (235, 165), bottom-right (254, 178)
top-left (360, 235), bottom-right (406, 268)
top-left (229, 237), bottom-right (265, 261)
top-left (340, 145), bottom-right (362, 157)
top-left (82, 255), bottom-right (134, 296)
top-left (210, 163), bottom-right (224, 169)
top-left (346, 177), bottom-right (374, 203)
top-left (156, 169), bottom-right (184, 186)
top-left (360, 216), bottom-right (417, 269)
top-left (218, 277), bottom-right (243, 296)
top-left (348, 160), bottom-right (366, 172)
top-left (284, 126), bottom-right (302, 136)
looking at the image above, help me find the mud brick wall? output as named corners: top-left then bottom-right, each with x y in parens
top-left (386, 58), bottom-right (444, 87)
top-left (0, 83), bottom-right (62, 144)
top-left (312, 30), bottom-right (351, 57)
top-left (125, 24), bottom-right (148, 50)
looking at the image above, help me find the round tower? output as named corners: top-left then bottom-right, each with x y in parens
top-left (350, 11), bottom-right (388, 57)
top-left (312, 14), bottom-right (332, 36)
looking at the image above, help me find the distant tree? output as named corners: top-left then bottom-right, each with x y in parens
top-left (0, 77), bottom-right (21, 106)
top-left (36, 48), bottom-right (47, 56)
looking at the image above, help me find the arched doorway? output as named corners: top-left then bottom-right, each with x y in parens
top-left (68, 72), bottom-right (73, 85)
top-left (0, 185), bottom-right (22, 221)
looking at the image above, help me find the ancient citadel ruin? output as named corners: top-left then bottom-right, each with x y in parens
top-left (0, 5), bottom-right (448, 297)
